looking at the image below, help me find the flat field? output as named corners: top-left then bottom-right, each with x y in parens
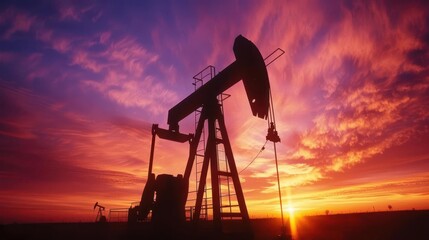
top-left (2, 210), bottom-right (428, 240)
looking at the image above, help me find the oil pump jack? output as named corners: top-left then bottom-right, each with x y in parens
top-left (94, 202), bottom-right (107, 223)
top-left (129, 35), bottom-right (280, 234)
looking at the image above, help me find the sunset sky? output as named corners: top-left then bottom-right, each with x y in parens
top-left (1, 0), bottom-right (429, 223)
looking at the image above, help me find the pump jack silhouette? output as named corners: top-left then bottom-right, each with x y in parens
top-left (129, 35), bottom-right (283, 237)
top-left (94, 202), bottom-right (107, 223)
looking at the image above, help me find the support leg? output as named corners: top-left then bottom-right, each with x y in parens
top-left (217, 109), bottom-right (250, 222)
top-left (208, 115), bottom-right (221, 232)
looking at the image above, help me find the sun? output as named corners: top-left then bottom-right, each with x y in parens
top-left (287, 205), bottom-right (295, 216)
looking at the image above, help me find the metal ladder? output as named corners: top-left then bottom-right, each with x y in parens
top-left (192, 65), bottom-right (216, 220)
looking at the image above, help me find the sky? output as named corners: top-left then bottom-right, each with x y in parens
top-left (0, 0), bottom-right (429, 223)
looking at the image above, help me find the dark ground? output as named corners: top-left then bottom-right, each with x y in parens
top-left (1, 210), bottom-right (428, 240)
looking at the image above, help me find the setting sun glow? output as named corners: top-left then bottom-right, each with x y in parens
top-left (288, 206), bottom-right (296, 216)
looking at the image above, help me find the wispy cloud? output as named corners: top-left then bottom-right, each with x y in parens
top-left (75, 35), bottom-right (179, 115)
top-left (0, 80), bottom-right (155, 222)
top-left (0, 8), bottom-right (35, 39)
top-left (216, 0), bottom-right (429, 206)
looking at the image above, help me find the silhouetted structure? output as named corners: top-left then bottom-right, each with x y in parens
top-left (93, 202), bottom-right (106, 223)
top-left (129, 35), bottom-right (277, 237)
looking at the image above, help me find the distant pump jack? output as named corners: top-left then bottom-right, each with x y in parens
top-left (94, 202), bottom-right (107, 223)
